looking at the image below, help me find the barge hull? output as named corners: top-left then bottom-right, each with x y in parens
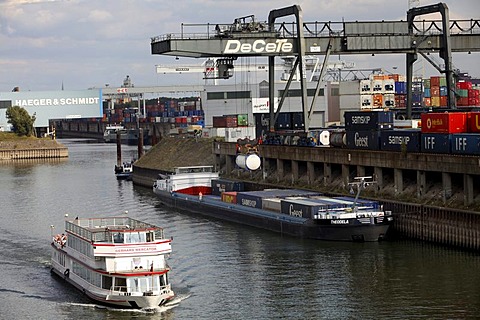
top-left (154, 191), bottom-right (390, 242)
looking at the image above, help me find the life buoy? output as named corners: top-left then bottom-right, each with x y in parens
top-left (64, 269), bottom-right (70, 278)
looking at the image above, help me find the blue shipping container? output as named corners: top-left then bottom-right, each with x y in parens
top-left (412, 93), bottom-right (423, 103)
top-left (292, 112), bottom-right (305, 129)
top-left (346, 131), bottom-right (380, 150)
top-left (380, 130), bottom-right (421, 152)
top-left (276, 113), bottom-right (291, 129)
top-left (211, 179), bottom-right (244, 196)
top-left (344, 111), bottom-right (394, 131)
top-left (424, 88), bottom-right (431, 98)
top-left (395, 81), bottom-right (406, 94)
top-left (440, 86), bottom-right (448, 97)
top-left (280, 198), bottom-right (341, 219)
top-left (421, 133), bottom-right (451, 153)
top-left (451, 134), bottom-right (480, 155)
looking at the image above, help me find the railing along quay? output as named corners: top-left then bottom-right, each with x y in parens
top-left (382, 200), bottom-right (480, 251)
top-left (0, 147), bottom-right (68, 160)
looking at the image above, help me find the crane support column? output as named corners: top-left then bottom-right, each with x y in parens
top-left (268, 5), bottom-right (307, 132)
top-left (406, 2), bottom-right (455, 118)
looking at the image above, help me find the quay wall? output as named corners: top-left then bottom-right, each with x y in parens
top-left (132, 139), bottom-right (480, 250)
top-left (0, 147), bottom-right (68, 160)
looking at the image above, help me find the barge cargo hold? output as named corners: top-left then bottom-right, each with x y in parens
top-left (152, 166), bottom-right (393, 242)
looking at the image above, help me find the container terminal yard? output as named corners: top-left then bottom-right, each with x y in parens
top-left (2, 3), bottom-right (480, 250)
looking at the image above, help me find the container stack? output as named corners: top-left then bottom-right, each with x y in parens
top-left (420, 112), bottom-right (480, 155)
top-left (106, 97), bottom-right (204, 128)
top-left (344, 110), bottom-right (394, 150)
top-left (339, 74), bottom-right (407, 111)
top-left (456, 80), bottom-right (480, 107)
top-left (209, 114), bottom-right (255, 142)
top-left (253, 112), bottom-right (306, 137)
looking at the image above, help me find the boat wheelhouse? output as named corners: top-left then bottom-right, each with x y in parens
top-left (50, 216), bottom-right (174, 309)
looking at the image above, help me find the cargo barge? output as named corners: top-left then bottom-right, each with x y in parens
top-left (152, 166), bottom-right (393, 242)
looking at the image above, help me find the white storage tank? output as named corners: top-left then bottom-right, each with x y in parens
top-left (236, 153), bottom-right (261, 171)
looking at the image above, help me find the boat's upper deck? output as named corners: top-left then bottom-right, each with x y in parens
top-left (65, 217), bottom-right (165, 244)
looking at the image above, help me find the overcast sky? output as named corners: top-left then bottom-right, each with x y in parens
top-left (0, 0), bottom-right (478, 92)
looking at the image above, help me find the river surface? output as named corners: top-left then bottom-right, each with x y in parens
top-left (0, 139), bottom-right (479, 320)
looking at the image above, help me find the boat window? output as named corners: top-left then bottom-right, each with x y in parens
top-left (115, 277), bottom-right (127, 292)
top-left (102, 275), bottom-right (113, 290)
top-left (113, 232), bottom-right (124, 243)
top-left (146, 232), bottom-right (153, 242)
top-left (124, 232), bottom-right (146, 243)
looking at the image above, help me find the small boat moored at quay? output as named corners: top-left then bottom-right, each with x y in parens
top-left (50, 216), bottom-right (174, 309)
top-left (115, 160), bottom-right (134, 180)
top-left (152, 166), bottom-right (393, 242)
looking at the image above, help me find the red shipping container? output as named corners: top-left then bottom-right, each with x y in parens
top-left (424, 97), bottom-right (431, 107)
top-left (469, 97), bottom-right (479, 106)
top-left (225, 115), bottom-right (238, 128)
top-left (467, 112), bottom-right (480, 133)
top-left (221, 191), bottom-right (237, 204)
top-left (212, 116), bottom-right (227, 127)
top-left (421, 112), bottom-right (467, 133)
top-left (430, 76), bottom-right (440, 87)
top-left (430, 85), bottom-right (440, 96)
top-left (457, 81), bottom-right (472, 90)
top-left (440, 96), bottom-right (448, 107)
top-left (457, 97), bottom-right (469, 106)
top-left (468, 89), bottom-right (479, 97)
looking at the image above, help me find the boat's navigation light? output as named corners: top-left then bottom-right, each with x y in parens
top-left (124, 210), bottom-right (129, 215)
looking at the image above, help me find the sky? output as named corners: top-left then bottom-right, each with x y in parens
top-left (0, 0), bottom-right (479, 92)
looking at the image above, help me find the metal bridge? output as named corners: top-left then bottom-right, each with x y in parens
top-left (151, 3), bottom-right (480, 131)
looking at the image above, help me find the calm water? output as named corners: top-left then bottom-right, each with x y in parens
top-left (0, 139), bottom-right (479, 320)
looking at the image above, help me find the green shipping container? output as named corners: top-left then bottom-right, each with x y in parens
top-left (237, 114), bottom-right (248, 126)
top-left (458, 89), bottom-right (469, 98)
top-left (439, 77), bottom-right (447, 87)
top-left (423, 78), bottom-right (431, 89)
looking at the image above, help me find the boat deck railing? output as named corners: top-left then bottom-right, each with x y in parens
top-left (66, 217), bottom-right (165, 243)
top-left (109, 284), bottom-right (172, 297)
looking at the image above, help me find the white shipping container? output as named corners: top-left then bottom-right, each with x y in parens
top-left (372, 80), bottom-right (383, 93)
top-left (394, 119), bottom-right (420, 128)
top-left (383, 79), bottom-right (395, 93)
top-left (262, 198), bottom-right (282, 212)
top-left (225, 126), bottom-right (256, 142)
top-left (360, 80), bottom-right (372, 94)
top-left (383, 94), bottom-right (395, 108)
top-left (361, 94), bottom-right (372, 108)
top-left (339, 80), bottom-right (361, 95)
top-left (202, 127), bottom-right (226, 138)
top-left (339, 94), bottom-right (363, 111)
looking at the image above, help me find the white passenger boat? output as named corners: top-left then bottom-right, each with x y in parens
top-left (50, 216), bottom-right (174, 309)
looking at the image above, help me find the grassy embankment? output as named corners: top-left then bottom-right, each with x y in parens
top-left (0, 132), bottom-right (65, 149)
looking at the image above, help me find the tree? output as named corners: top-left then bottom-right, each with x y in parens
top-left (5, 106), bottom-right (36, 136)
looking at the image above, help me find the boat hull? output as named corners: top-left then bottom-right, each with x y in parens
top-left (153, 189), bottom-right (391, 242)
top-left (50, 249), bottom-right (173, 309)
